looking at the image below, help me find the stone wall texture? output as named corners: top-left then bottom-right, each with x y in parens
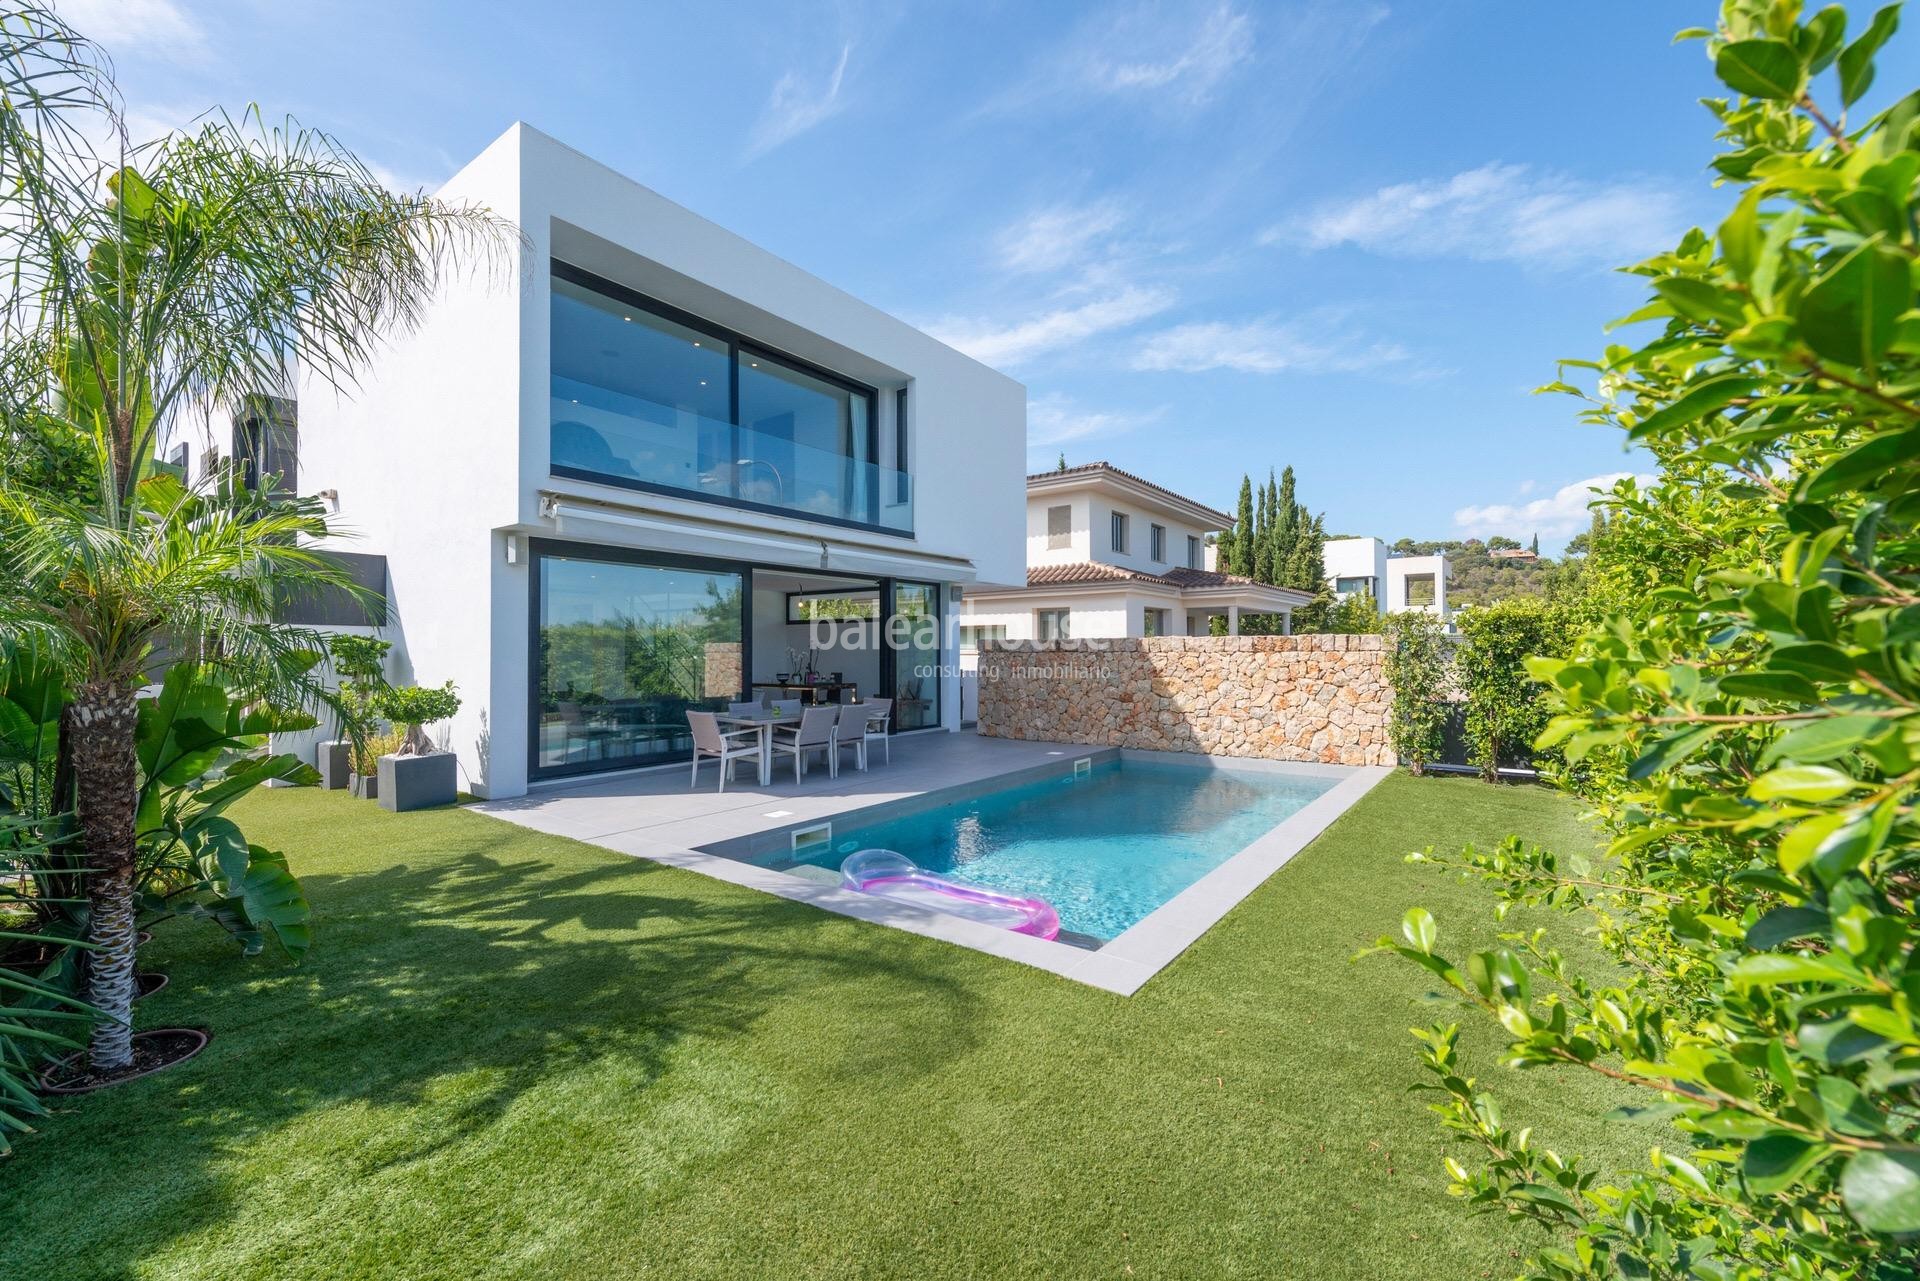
top-left (976, 635), bottom-right (1392, 767)
top-left (703, 642), bottom-right (742, 701)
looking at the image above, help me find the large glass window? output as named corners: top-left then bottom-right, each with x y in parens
top-left (535, 553), bottom-right (744, 775)
top-left (550, 264), bottom-right (898, 531)
top-left (738, 348), bottom-right (873, 523)
top-left (1036, 608), bottom-right (1071, 642)
top-left (550, 276), bottom-right (732, 497)
top-left (892, 582), bottom-right (941, 731)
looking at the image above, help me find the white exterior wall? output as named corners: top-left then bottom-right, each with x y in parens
top-left (1025, 491), bottom-right (1209, 574)
top-left (1324, 537), bottom-right (1390, 610)
top-left (295, 123), bottom-right (1025, 798)
top-left (958, 587), bottom-right (1169, 643)
top-left (1385, 554), bottom-right (1450, 617)
top-left (1026, 493), bottom-right (1093, 568)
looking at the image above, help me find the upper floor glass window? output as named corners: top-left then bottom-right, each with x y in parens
top-left (1187, 535), bottom-right (1202, 570)
top-left (548, 262), bottom-right (905, 533)
top-left (1149, 523), bottom-right (1166, 562)
top-left (1110, 512), bottom-right (1129, 554)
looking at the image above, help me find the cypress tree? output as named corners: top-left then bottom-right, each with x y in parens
top-left (1271, 466), bottom-right (1297, 586)
top-left (1230, 476), bottom-right (1254, 576)
top-left (1530, 531), bottom-right (1540, 556)
top-left (1253, 480), bottom-right (1273, 584)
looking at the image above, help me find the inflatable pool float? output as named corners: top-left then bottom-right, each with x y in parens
top-left (839, 849), bottom-right (1060, 941)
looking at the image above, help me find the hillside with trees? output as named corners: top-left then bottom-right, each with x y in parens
top-left (1382, 513), bottom-right (1603, 608)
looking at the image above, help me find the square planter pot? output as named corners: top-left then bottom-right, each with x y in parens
top-left (377, 751), bottom-right (457, 812)
top-left (316, 740), bottom-right (352, 790)
top-left (349, 772), bottom-right (377, 800)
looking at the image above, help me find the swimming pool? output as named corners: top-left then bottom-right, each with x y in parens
top-left (781, 757), bottom-right (1338, 941)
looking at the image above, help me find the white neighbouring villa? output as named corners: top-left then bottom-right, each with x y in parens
top-left (1322, 537), bottom-right (1452, 621)
top-left (269, 123), bottom-right (1025, 799)
top-left (957, 463), bottom-right (1314, 645)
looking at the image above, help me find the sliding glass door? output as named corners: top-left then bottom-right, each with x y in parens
top-left (534, 549), bottom-right (744, 777)
top-left (891, 581), bottom-right (941, 730)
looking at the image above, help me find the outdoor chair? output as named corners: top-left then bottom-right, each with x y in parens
top-left (771, 706), bottom-right (838, 784)
top-left (726, 701), bottom-right (763, 718)
top-left (836, 698), bottom-right (891, 770)
top-left (686, 711), bottom-right (764, 793)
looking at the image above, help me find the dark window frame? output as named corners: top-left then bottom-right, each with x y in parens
top-left (549, 260), bottom-right (896, 535)
top-left (1110, 511), bottom-right (1129, 555)
top-left (1149, 523), bottom-right (1166, 563)
top-left (894, 386), bottom-right (909, 505)
top-left (528, 538), bottom-right (754, 784)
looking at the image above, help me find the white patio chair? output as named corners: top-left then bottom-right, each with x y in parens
top-left (771, 698), bottom-right (803, 718)
top-left (726, 701), bottom-right (763, 718)
top-left (687, 711), bottom-right (764, 793)
top-left (771, 706), bottom-right (838, 784)
top-left (836, 698), bottom-right (891, 770)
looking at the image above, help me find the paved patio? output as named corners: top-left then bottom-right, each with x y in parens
top-left (474, 731), bottom-right (1087, 853)
top-left (472, 730), bottom-right (1389, 995)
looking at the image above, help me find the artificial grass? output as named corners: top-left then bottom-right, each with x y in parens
top-left (4, 772), bottom-right (1640, 1280)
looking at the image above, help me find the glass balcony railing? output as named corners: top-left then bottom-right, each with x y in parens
top-left (550, 394), bottom-right (912, 534)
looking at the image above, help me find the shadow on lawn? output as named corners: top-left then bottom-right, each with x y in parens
top-left (7, 809), bottom-right (986, 1277)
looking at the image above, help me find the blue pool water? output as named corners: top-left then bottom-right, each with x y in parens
top-left (788, 759), bottom-right (1335, 941)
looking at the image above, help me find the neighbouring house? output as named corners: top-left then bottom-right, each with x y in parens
top-left (205, 123), bottom-right (1025, 799)
top-left (1323, 536), bottom-right (1452, 621)
top-left (1489, 547), bottom-right (1540, 563)
top-left (957, 463), bottom-right (1313, 648)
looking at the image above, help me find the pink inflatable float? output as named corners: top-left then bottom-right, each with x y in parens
top-left (840, 849), bottom-right (1060, 941)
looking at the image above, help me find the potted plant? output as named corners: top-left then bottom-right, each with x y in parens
top-left (348, 727), bottom-right (402, 799)
top-left (321, 634), bottom-right (392, 790)
top-left (373, 681), bottom-right (461, 812)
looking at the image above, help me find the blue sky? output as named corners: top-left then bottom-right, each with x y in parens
top-left (69, 1), bottom-right (1920, 551)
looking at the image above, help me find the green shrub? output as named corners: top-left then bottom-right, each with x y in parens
top-left (1381, 611), bottom-right (1452, 775)
top-left (376, 681), bottom-right (460, 755)
top-left (1455, 597), bottom-right (1569, 781)
top-left (1376, 6), bottom-right (1920, 1277)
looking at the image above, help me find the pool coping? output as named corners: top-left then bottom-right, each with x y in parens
top-left (646, 749), bottom-right (1391, 996)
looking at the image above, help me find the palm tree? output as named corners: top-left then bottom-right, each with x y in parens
top-left (0, 7), bottom-right (510, 1073)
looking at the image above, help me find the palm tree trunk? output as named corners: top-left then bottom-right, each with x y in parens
top-left (68, 680), bottom-right (140, 1072)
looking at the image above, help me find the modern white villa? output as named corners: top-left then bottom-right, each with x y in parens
top-left (1323, 536), bottom-right (1452, 622)
top-left (956, 463), bottom-right (1313, 645)
top-left (263, 123), bottom-right (1024, 799)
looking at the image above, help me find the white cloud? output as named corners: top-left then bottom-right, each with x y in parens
top-left (995, 200), bottom-right (1127, 275)
top-left (1027, 392), bottom-right (1164, 453)
top-left (928, 285), bottom-right (1174, 368)
top-left (747, 43), bottom-right (852, 157)
top-left (1131, 318), bottom-right (1406, 375)
top-left (983, 1), bottom-right (1256, 116)
top-left (1274, 163), bottom-right (1684, 268)
top-left (1082, 2), bottom-right (1254, 105)
top-left (59, 0), bottom-right (205, 61)
top-left (1453, 471), bottom-right (1652, 541)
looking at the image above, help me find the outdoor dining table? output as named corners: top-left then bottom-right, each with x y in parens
top-left (715, 711), bottom-right (785, 788)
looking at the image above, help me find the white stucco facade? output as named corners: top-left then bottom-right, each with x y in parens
top-left (286, 123), bottom-right (1025, 798)
top-left (959, 463), bottom-right (1309, 646)
top-left (1323, 537), bottom-right (1451, 621)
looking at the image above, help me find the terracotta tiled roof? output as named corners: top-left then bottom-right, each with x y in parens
top-left (1022, 562), bottom-right (1297, 593)
top-left (1027, 561), bottom-right (1174, 588)
top-left (1026, 462), bottom-right (1231, 526)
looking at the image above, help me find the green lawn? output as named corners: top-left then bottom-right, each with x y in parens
top-left (5, 773), bottom-right (1636, 1280)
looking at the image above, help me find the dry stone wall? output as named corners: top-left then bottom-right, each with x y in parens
top-left (976, 635), bottom-right (1392, 767)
